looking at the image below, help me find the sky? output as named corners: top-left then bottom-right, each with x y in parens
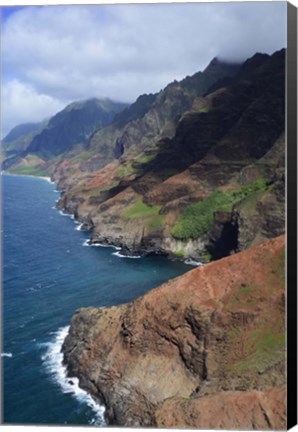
top-left (1, 2), bottom-right (287, 138)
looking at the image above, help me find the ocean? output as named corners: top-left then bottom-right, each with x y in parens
top-left (1, 174), bottom-right (192, 426)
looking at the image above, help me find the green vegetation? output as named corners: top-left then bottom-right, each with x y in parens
top-left (124, 198), bottom-right (161, 219)
top-left (147, 213), bottom-right (164, 230)
top-left (174, 249), bottom-right (186, 258)
top-left (226, 321), bottom-right (285, 373)
top-left (117, 153), bottom-right (155, 179)
top-left (118, 162), bottom-right (139, 178)
top-left (232, 178), bottom-right (268, 201)
top-left (272, 247), bottom-right (285, 283)
top-left (7, 153), bottom-right (49, 177)
top-left (227, 284), bottom-right (260, 312)
top-left (171, 190), bottom-right (235, 240)
top-left (199, 107), bottom-right (210, 113)
top-left (171, 179), bottom-right (268, 240)
top-left (134, 153), bottom-right (155, 165)
top-left (7, 166), bottom-right (49, 177)
top-left (123, 198), bottom-right (164, 231)
top-left (203, 253), bottom-right (212, 262)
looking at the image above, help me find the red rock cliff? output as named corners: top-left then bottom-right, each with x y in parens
top-left (62, 235), bottom-right (286, 428)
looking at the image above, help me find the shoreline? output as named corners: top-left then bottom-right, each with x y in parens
top-left (60, 235), bottom-right (286, 428)
top-left (3, 171), bottom-right (205, 267)
top-left (56, 197), bottom-right (205, 266)
top-left (2, 172), bottom-right (54, 184)
top-left (42, 326), bottom-right (106, 426)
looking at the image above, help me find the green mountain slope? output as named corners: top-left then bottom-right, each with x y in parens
top-left (83, 58), bottom-right (240, 171)
top-left (26, 98), bottom-right (128, 158)
top-left (2, 98), bottom-right (128, 173)
top-left (1, 121), bottom-right (47, 167)
top-left (54, 49), bottom-right (285, 261)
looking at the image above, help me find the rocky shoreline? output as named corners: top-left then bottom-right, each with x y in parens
top-left (55, 196), bottom-right (209, 264)
top-left (2, 44), bottom-right (287, 429)
top-left (61, 235), bottom-right (286, 428)
top-left (43, 50), bottom-right (286, 265)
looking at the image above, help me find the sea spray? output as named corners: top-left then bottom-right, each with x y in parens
top-left (112, 251), bottom-right (141, 259)
top-left (41, 327), bottom-right (106, 426)
top-left (82, 239), bottom-right (122, 251)
top-left (184, 258), bottom-right (203, 267)
top-left (1, 352), bottom-right (13, 358)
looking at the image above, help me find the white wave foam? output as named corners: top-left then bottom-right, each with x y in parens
top-left (94, 243), bottom-right (122, 251)
top-left (58, 210), bottom-right (69, 217)
top-left (58, 210), bottom-right (75, 219)
top-left (82, 239), bottom-right (124, 252)
top-left (184, 258), bottom-right (203, 266)
top-left (75, 223), bottom-right (83, 231)
top-left (33, 175), bottom-right (54, 183)
top-left (43, 177), bottom-right (55, 184)
top-left (90, 242), bottom-right (111, 248)
top-left (1, 352), bottom-right (13, 358)
top-left (42, 326), bottom-right (105, 425)
top-left (112, 251), bottom-right (141, 259)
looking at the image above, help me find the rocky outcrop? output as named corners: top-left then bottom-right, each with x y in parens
top-left (155, 386), bottom-right (286, 429)
top-left (62, 235), bottom-right (286, 428)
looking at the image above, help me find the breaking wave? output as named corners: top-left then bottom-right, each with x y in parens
top-left (41, 326), bottom-right (106, 426)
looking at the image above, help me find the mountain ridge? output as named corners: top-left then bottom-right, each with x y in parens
top-left (2, 50), bottom-right (285, 263)
top-left (2, 97), bottom-right (128, 173)
top-left (2, 56), bottom-right (241, 173)
top-left (2, 48), bottom-right (286, 429)
top-left (51, 48), bottom-right (285, 263)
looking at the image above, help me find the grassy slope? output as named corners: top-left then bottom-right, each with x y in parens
top-left (171, 179), bottom-right (268, 240)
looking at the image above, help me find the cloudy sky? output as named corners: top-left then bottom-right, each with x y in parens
top-left (1, 2), bottom-right (287, 137)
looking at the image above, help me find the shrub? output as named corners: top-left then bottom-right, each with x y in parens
top-left (171, 190), bottom-right (235, 240)
top-left (171, 179), bottom-right (268, 241)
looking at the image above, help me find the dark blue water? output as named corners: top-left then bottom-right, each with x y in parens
top-left (2, 174), bottom-right (191, 426)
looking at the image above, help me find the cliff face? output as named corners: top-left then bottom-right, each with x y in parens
top-left (62, 235), bottom-right (286, 428)
top-left (55, 49), bottom-right (285, 261)
top-left (85, 58), bottom-right (240, 169)
top-left (3, 51), bottom-right (285, 262)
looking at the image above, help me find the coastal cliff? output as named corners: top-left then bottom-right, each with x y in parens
top-left (54, 49), bottom-right (285, 261)
top-left (3, 50), bottom-right (285, 263)
top-left (3, 51), bottom-right (286, 427)
top-left (62, 235), bottom-right (286, 428)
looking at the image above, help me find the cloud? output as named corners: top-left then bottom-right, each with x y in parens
top-left (1, 2), bottom-right (286, 136)
top-left (1, 80), bottom-right (64, 137)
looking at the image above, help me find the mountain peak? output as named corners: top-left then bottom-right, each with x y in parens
top-left (203, 56), bottom-right (240, 76)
